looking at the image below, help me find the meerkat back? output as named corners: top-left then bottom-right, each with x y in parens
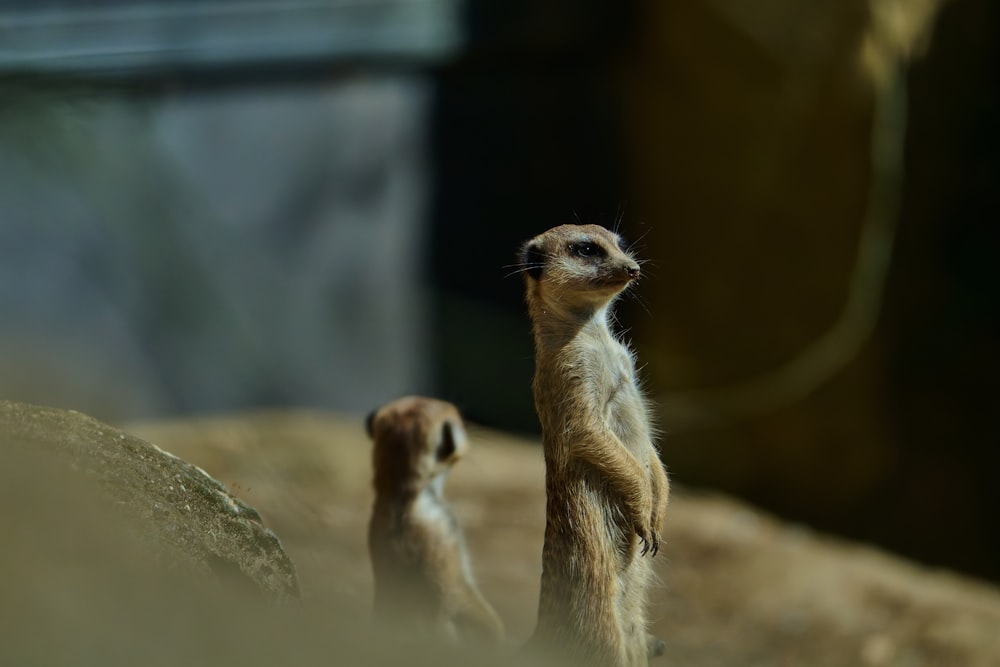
top-left (365, 396), bottom-right (505, 645)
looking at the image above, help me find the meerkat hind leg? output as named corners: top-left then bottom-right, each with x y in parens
top-left (647, 633), bottom-right (665, 659)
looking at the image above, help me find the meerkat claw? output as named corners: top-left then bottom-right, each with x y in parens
top-left (638, 532), bottom-right (651, 556)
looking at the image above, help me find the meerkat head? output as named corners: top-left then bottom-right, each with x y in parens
top-left (519, 224), bottom-right (640, 315)
top-left (365, 396), bottom-right (469, 495)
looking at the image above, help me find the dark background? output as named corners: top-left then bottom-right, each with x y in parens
top-left (1, 0), bottom-right (997, 581)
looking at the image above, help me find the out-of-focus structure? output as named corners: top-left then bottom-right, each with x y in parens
top-left (1, 0), bottom-right (457, 416)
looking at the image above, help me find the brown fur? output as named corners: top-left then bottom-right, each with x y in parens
top-left (365, 396), bottom-right (505, 644)
top-left (520, 225), bottom-right (670, 666)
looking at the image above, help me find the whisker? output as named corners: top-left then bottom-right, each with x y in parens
top-left (612, 202), bottom-right (627, 236)
top-left (626, 287), bottom-right (654, 319)
top-left (502, 264), bottom-right (545, 279)
top-left (626, 228), bottom-right (652, 255)
top-left (501, 262), bottom-right (532, 269)
top-left (636, 264), bottom-right (659, 281)
top-left (635, 262), bottom-right (659, 277)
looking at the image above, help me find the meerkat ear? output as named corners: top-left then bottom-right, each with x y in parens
top-left (520, 241), bottom-right (545, 280)
top-left (364, 409), bottom-right (376, 438)
top-left (436, 421), bottom-right (457, 461)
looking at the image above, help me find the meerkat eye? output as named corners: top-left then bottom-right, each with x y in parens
top-left (570, 242), bottom-right (604, 259)
top-left (436, 422), bottom-right (457, 461)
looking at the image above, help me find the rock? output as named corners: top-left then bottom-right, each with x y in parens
top-left (0, 399), bottom-right (299, 602)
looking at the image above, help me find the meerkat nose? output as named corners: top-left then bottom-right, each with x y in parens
top-left (626, 264), bottom-right (640, 280)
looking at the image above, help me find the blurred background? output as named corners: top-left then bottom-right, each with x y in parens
top-left (2, 0), bottom-right (998, 582)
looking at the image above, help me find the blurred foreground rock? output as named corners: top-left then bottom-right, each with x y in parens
top-left (3, 402), bottom-right (998, 665)
top-left (0, 400), bottom-right (299, 602)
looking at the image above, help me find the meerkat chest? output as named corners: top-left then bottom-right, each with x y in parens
top-left (410, 483), bottom-right (459, 544)
top-left (586, 330), bottom-right (635, 389)
top-left (580, 334), bottom-right (642, 429)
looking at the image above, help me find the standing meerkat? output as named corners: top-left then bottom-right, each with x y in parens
top-left (365, 396), bottom-right (505, 645)
top-left (519, 224), bottom-right (670, 667)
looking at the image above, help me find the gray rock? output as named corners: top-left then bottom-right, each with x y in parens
top-left (0, 399), bottom-right (299, 602)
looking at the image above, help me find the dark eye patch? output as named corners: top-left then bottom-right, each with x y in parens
top-left (520, 242), bottom-right (545, 279)
top-left (436, 421), bottom-right (457, 461)
top-left (569, 240), bottom-right (606, 259)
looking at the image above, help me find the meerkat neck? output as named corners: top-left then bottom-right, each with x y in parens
top-left (529, 297), bottom-right (615, 353)
top-left (373, 475), bottom-right (421, 509)
top-left (374, 471), bottom-right (446, 510)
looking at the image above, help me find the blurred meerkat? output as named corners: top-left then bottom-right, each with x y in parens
top-left (519, 224), bottom-right (670, 666)
top-left (365, 396), bottom-right (505, 644)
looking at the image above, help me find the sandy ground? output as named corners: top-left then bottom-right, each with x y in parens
top-left (128, 409), bottom-right (1000, 667)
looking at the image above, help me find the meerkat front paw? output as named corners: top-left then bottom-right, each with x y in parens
top-left (642, 525), bottom-right (660, 556)
top-left (634, 517), bottom-right (655, 555)
top-left (649, 461), bottom-right (670, 555)
top-left (632, 481), bottom-right (657, 555)
top-left (642, 507), bottom-right (663, 556)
